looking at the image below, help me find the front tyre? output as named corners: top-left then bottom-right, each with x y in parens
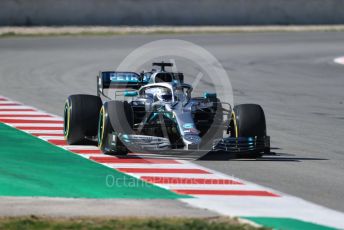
top-left (230, 104), bottom-right (268, 157)
top-left (64, 94), bottom-right (102, 145)
top-left (98, 101), bottom-right (133, 155)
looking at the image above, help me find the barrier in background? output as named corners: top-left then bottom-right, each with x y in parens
top-left (1, 0), bottom-right (344, 26)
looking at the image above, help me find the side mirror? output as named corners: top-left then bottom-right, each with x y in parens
top-left (124, 91), bottom-right (138, 97)
top-left (204, 92), bottom-right (217, 99)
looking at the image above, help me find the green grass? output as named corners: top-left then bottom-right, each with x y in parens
top-left (245, 217), bottom-right (335, 230)
top-left (0, 216), bottom-right (266, 230)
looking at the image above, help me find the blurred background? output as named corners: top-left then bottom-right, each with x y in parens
top-left (1, 0), bottom-right (344, 26)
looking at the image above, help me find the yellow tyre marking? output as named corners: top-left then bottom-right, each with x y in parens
top-left (232, 111), bottom-right (238, 138)
top-left (64, 99), bottom-right (71, 140)
top-left (98, 106), bottom-right (106, 148)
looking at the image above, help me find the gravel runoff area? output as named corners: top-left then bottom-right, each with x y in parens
top-left (1, 25), bottom-right (344, 36)
top-left (0, 215), bottom-right (260, 230)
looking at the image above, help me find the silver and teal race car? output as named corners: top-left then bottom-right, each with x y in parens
top-left (63, 62), bottom-right (270, 158)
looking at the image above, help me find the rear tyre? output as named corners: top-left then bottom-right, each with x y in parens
top-left (230, 104), bottom-right (267, 158)
top-left (98, 101), bottom-right (133, 155)
top-left (64, 94), bottom-right (102, 145)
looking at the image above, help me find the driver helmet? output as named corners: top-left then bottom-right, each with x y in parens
top-left (156, 91), bottom-right (173, 101)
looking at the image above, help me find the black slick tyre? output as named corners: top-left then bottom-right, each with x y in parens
top-left (230, 104), bottom-right (267, 157)
top-left (231, 104), bottom-right (266, 137)
top-left (64, 94), bottom-right (102, 145)
top-left (98, 101), bottom-right (133, 155)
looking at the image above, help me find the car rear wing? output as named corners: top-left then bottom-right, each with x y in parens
top-left (97, 71), bottom-right (148, 95)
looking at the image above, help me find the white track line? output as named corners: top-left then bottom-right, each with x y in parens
top-left (0, 105), bottom-right (33, 109)
top-left (154, 184), bottom-right (260, 190)
top-left (39, 136), bottom-right (65, 140)
top-left (104, 163), bottom-right (203, 169)
top-left (0, 117), bottom-right (62, 121)
top-left (78, 154), bottom-right (102, 159)
top-left (78, 154), bottom-right (104, 158)
top-left (0, 111), bottom-right (52, 115)
top-left (0, 101), bottom-right (22, 105)
top-left (8, 123), bottom-right (63, 127)
top-left (24, 130), bottom-right (64, 134)
top-left (61, 145), bottom-right (100, 150)
top-left (132, 173), bottom-right (238, 179)
top-left (334, 56), bottom-right (344, 65)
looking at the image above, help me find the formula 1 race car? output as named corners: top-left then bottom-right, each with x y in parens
top-left (63, 62), bottom-right (270, 157)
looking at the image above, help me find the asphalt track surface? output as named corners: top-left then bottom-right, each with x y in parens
top-left (0, 32), bottom-right (344, 213)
